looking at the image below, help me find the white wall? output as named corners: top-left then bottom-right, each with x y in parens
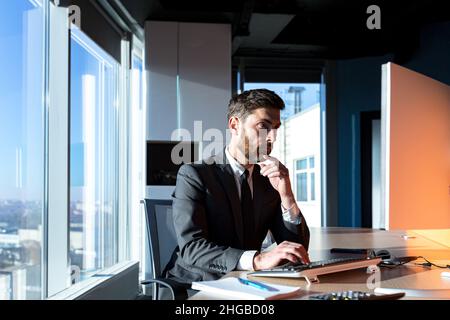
top-left (271, 104), bottom-right (322, 227)
top-left (178, 23), bottom-right (231, 139)
top-left (145, 21), bottom-right (178, 141)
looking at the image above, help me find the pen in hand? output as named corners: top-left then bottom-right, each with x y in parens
top-left (238, 277), bottom-right (279, 292)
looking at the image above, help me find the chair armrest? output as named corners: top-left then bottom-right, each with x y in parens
top-left (141, 278), bottom-right (188, 300)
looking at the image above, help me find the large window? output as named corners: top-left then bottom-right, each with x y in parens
top-left (69, 29), bottom-right (120, 281)
top-left (244, 83), bottom-right (322, 227)
top-left (0, 0), bottom-right (45, 299)
top-left (0, 0), bottom-right (143, 299)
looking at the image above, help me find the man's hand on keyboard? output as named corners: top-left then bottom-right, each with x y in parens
top-left (253, 241), bottom-right (310, 271)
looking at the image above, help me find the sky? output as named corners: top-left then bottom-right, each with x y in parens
top-left (244, 82), bottom-right (321, 119)
top-left (0, 0), bottom-right (44, 201)
top-left (0, 0), bottom-right (98, 201)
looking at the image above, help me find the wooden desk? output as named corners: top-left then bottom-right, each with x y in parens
top-left (190, 227), bottom-right (450, 300)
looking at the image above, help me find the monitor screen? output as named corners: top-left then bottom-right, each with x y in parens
top-left (146, 141), bottom-right (199, 186)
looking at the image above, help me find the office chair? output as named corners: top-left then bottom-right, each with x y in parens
top-left (140, 199), bottom-right (189, 300)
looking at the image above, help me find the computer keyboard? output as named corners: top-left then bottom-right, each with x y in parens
top-left (249, 256), bottom-right (382, 281)
top-left (270, 257), bottom-right (369, 272)
top-left (308, 290), bottom-right (405, 300)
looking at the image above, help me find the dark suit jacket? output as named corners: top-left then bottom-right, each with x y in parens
top-left (166, 149), bottom-right (310, 284)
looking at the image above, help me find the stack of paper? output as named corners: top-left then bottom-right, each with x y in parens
top-left (191, 277), bottom-right (302, 300)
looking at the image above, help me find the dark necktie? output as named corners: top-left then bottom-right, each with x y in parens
top-left (240, 169), bottom-right (255, 249)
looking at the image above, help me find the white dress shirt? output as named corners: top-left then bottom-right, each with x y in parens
top-left (224, 147), bottom-right (301, 271)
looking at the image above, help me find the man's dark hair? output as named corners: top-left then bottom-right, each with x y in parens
top-left (227, 89), bottom-right (285, 120)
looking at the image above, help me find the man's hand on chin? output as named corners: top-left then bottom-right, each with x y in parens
top-left (257, 155), bottom-right (297, 210)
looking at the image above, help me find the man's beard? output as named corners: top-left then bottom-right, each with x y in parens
top-left (236, 130), bottom-right (272, 165)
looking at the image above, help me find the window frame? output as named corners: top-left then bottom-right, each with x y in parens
top-left (117, 39), bottom-right (131, 264)
top-left (294, 156), bottom-right (317, 204)
top-left (67, 26), bottom-right (121, 278)
top-left (46, 1), bottom-right (70, 298)
top-left (127, 36), bottom-right (148, 279)
top-left (45, 1), bottom-right (135, 298)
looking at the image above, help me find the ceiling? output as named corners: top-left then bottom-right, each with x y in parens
top-left (117, 0), bottom-right (450, 60)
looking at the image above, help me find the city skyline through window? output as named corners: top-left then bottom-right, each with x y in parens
top-left (0, 0), bottom-right (45, 299)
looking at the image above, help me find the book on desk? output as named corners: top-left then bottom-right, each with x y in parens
top-left (191, 277), bottom-right (302, 300)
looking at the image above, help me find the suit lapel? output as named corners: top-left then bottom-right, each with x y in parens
top-left (213, 150), bottom-right (244, 247)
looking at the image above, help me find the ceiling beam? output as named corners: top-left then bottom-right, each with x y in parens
top-left (232, 0), bottom-right (255, 55)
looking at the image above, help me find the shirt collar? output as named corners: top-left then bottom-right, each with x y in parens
top-left (225, 146), bottom-right (254, 178)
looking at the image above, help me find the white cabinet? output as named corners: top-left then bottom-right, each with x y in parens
top-left (145, 21), bottom-right (231, 143)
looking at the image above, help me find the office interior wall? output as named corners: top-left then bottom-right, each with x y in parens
top-left (381, 62), bottom-right (450, 230)
top-left (145, 21), bottom-right (178, 142)
top-left (406, 21), bottom-right (450, 87)
top-left (178, 23), bottom-right (231, 140)
top-left (335, 54), bottom-right (392, 227)
top-left (322, 61), bottom-right (339, 227)
top-left (334, 21), bottom-right (450, 227)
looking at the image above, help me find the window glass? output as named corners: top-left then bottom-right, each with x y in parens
top-left (296, 173), bottom-right (308, 202)
top-left (296, 159), bottom-right (307, 170)
top-left (309, 157), bottom-right (315, 169)
top-left (0, 0), bottom-right (45, 300)
top-left (69, 29), bottom-right (119, 281)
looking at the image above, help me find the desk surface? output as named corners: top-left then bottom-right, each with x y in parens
top-left (190, 227), bottom-right (450, 300)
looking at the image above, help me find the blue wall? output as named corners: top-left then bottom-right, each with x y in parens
top-left (406, 21), bottom-right (450, 85)
top-left (336, 55), bottom-right (391, 227)
top-left (335, 21), bottom-right (450, 227)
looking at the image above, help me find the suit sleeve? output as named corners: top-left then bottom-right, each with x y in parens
top-left (269, 198), bottom-right (310, 250)
top-left (172, 164), bottom-right (245, 274)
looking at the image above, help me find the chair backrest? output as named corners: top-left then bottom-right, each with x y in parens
top-left (141, 199), bottom-right (178, 278)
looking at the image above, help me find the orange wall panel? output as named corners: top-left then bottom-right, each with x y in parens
top-left (384, 63), bottom-right (450, 229)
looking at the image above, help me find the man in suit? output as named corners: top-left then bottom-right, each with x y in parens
top-left (167, 89), bottom-right (310, 284)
